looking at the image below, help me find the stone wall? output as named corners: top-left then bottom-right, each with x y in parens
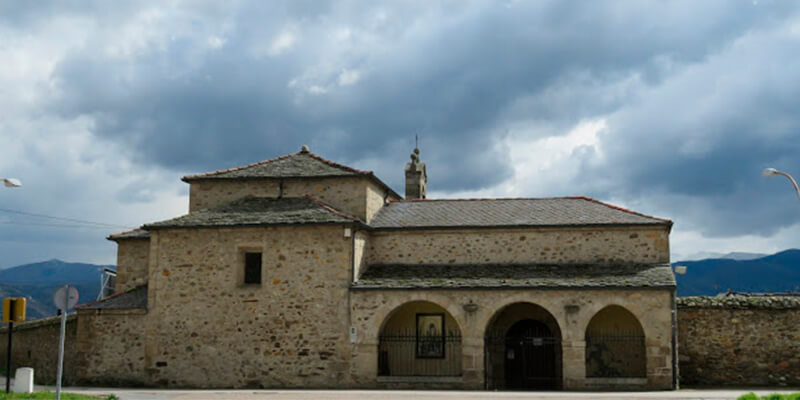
top-left (187, 177), bottom-right (390, 222)
top-left (0, 314), bottom-right (78, 385)
top-left (353, 229), bottom-right (368, 281)
top-left (367, 226), bottom-right (670, 265)
top-left (678, 296), bottom-right (800, 387)
top-left (142, 226), bottom-right (354, 388)
top-left (115, 238), bottom-right (150, 293)
top-left (74, 309), bottom-right (147, 386)
top-left (349, 288), bottom-right (674, 390)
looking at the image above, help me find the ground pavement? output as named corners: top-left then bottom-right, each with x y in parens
top-left (2, 376), bottom-right (798, 400)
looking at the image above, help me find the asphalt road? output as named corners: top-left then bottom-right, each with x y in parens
top-left (2, 376), bottom-right (798, 400)
top-left (57, 387), bottom-right (800, 400)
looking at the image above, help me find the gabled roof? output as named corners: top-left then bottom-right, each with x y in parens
top-left (78, 285), bottom-right (148, 310)
top-left (353, 263), bottom-right (675, 290)
top-left (369, 197), bottom-right (671, 229)
top-left (181, 146), bottom-right (401, 199)
top-left (142, 196), bottom-right (363, 230)
top-left (107, 228), bottom-right (150, 241)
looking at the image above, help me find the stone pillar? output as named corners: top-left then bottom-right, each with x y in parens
top-left (562, 340), bottom-right (586, 389)
top-left (461, 336), bottom-right (484, 389)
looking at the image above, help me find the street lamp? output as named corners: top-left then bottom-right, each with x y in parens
top-left (763, 168), bottom-right (800, 202)
top-left (1, 178), bottom-right (21, 188)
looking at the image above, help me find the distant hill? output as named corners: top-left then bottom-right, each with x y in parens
top-left (674, 249), bottom-right (800, 296)
top-left (679, 251), bottom-right (767, 262)
top-left (0, 259), bottom-right (114, 320)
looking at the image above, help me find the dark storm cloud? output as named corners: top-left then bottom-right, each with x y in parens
top-left (42, 1), bottom-right (796, 194)
top-left (576, 28), bottom-right (800, 237)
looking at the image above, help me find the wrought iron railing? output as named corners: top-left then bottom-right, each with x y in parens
top-left (378, 332), bottom-right (462, 377)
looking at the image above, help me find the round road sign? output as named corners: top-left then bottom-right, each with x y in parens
top-left (53, 285), bottom-right (79, 310)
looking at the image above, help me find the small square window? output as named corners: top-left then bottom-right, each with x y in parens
top-left (244, 252), bottom-right (262, 284)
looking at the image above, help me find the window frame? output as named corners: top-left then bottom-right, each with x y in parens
top-left (242, 251), bottom-right (263, 286)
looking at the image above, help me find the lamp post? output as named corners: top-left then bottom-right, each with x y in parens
top-left (1, 178), bottom-right (20, 188)
top-left (763, 168), bottom-right (800, 203)
top-left (1, 176), bottom-right (19, 393)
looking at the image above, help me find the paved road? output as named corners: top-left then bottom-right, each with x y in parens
top-left (2, 376), bottom-right (798, 400)
top-left (59, 387), bottom-right (800, 400)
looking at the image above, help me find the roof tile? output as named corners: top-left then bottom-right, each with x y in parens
top-left (369, 197), bottom-right (671, 229)
top-left (143, 196), bottom-right (362, 230)
top-left (353, 263), bottom-right (675, 289)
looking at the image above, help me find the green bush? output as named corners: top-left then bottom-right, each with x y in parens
top-left (738, 393), bottom-right (800, 400)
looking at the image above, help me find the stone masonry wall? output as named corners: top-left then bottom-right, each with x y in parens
top-left (0, 314), bottom-right (78, 385)
top-left (74, 310), bottom-right (147, 386)
top-left (349, 288), bottom-right (674, 390)
top-left (143, 226), bottom-right (353, 388)
top-left (678, 296), bottom-right (800, 387)
top-left (367, 226), bottom-right (670, 265)
top-left (115, 239), bottom-right (150, 293)
top-left (188, 177), bottom-right (388, 222)
top-left (353, 229), bottom-right (368, 281)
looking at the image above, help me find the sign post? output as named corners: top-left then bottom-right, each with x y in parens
top-left (3, 297), bottom-right (26, 393)
top-left (52, 285), bottom-right (78, 400)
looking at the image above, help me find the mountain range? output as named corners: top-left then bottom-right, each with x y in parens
top-left (0, 259), bottom-right (114, 320)
top-left (673, 249), bottom-right (800, 296)
top-left (0, 250), bottom-right (798, 320)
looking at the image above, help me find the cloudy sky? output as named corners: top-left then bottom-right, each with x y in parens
top-left (1, 0), bottom-right (800, 268)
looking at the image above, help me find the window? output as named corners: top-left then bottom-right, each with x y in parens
top-left (244, 252), bottom-right (262, 284)
top-left (416, 313), bottom-right (445, 358)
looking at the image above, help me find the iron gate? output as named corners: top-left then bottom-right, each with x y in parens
top-left (485, 319), bottom-right (560, 390)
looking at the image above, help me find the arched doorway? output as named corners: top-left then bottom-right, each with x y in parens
top-left (378, 301), bottom-right (462, 377)
top-left (585, 305), bottom-right (646, 378)
top-left (485, 303), bottom-right (562, 390)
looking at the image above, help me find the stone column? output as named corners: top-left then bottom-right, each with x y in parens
top-left (461, 335), bottom-right (484, 389)
top-left (562, 340), bottom-right (586, 389)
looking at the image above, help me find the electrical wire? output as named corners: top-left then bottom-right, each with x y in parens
top-left (0, 221), bottom-right (133, 229)
top-left (0, 207), bottom-right (130, 229)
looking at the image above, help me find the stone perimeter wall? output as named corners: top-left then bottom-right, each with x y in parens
top-left (678, 296), bottom-right (800, 387)
top-left (0, 314), bottom-right (78, 385)
top-left (74, 309), bottom-right (147, 386)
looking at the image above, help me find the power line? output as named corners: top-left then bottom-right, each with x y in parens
top-left (0, 221), bottom-right (132, 229)
top-left (0, 207), bottom-right (131, 229)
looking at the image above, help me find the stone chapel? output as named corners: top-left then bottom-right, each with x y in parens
top-left (77, 145), bottom-right (676, 390)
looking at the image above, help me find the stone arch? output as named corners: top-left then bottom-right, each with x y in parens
top-left (377, 300), bottom-right (462, 377)
top-left (484, 302), bottom-right (563, 390)
top-left (370, 294), bottom-right (467, 340)
top-left (584, 305), bottom-right (646, 378)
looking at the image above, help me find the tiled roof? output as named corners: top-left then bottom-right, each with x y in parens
top-left (181, 147), bottom-right (401, 198)
top-left (369, 197), bottom-right (671, 229)
top-left (107, 228), bottom-right (150, 241)
top-left (79, 285), bottom-right (147, 310)
top-left (143, 196), bottom-right (363, 230)
top-left (353, 263), bottom-right (675, 289)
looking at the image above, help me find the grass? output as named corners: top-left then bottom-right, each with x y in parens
top-left (739, 393), bottom-right (800, 400)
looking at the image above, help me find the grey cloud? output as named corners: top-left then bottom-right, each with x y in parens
top-left (575, 28), bottom-right (800, 237)
top-left (41, 1), bottom-right (795, 194)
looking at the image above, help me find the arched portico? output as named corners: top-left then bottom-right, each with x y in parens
top-left (378, 300), bottom-right (463, 377)
top-left (484, 302), bottom-right (563, 390)
top-left (585, 305), bottom-right (646, 379)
